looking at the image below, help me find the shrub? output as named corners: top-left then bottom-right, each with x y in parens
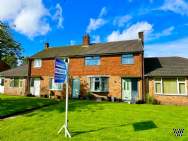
top-left (146, 94), bottom-right (160, 105)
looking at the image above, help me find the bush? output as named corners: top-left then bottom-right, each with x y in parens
top-left (86, 92), bottom-right (93, 100)
top-left (27, 93), bottom-right (35, 97)
top-left (146, 94), bottom-right (160, 105)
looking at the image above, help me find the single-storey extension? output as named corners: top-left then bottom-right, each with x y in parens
top-left (0, 64), bottom-right (28, 95)
top-left (145, 57), bottom-right (188, 105)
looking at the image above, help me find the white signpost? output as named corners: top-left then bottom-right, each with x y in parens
top-left (55, 58), bottom-right (71, 138)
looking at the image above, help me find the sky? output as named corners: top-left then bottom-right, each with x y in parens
top-left (0, 0), bottom-right (188, 58)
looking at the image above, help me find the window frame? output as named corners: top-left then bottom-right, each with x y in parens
top-left (0, 78), bottom-right (4, 86)
top-left (49, 77), bottom-right (63, 91)
top-left (121, 54), bottom-right (134, 65)
top-left (33, 59), bottom-right (42, 68)
top-left (85, 56), bottom-right (100, 66)
top-left (10, 78), bottom-right (20, 88)
top-left (154, 78), bottom-right (163, 94)
top-left (154, 77), bottom-right (187, 96)
top-left (90, 77), bottom-right (109, 92)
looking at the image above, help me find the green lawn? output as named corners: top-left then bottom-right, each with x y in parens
top-left (0, 100), bottom-right (188, 141)
top-left (0, 95), bottom-right (57, 117)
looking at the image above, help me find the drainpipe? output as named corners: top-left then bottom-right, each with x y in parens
top-left (138, 31), bottom-right (145, 102)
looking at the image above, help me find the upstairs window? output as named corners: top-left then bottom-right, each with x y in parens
top-left (49, 78), bottom-right (63, 90)
top-left (90, 77), bottom-right (109, 92)
top-left (122, 54), bottom-right (134, 64)
top-left (33, 59), bottom-right (42, 68)
top-left (85, 56), bottom-right (100, 66)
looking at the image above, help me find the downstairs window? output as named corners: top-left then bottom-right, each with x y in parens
top-left (90, 77), bottom-right (109, 92)
top-left (154, 77), bottom-right (187, 95)
top-left (49, 78), bottom-right (63, 90)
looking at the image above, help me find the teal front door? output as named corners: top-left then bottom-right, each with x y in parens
top-left (72, 78), bottom-right (80, 98)
top-left (122, 79), bottom-right (132, 101)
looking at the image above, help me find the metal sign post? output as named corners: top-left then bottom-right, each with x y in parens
top-left (55, 58), bottom-right (71, 138)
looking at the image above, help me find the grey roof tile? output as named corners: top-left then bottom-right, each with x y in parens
top-left (0, 64), bottom-right (28, 77)
top-left (144, 57), bottom-right (188, 76)
top-left (31, 39), bottom-right (143, 59)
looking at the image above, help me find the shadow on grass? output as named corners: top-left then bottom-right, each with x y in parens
top-left (71, 124), bottom-right (128, 137)
top-left (0, 96), bottom-right (58, 118)
top-left (133, 120), bottom-right (157, 131)
top-left (41, 99), bottom-right (107, 113)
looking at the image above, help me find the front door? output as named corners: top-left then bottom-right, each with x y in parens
top-left (122, 79), bottom-right (132, 101)
top-left (72, 78), bottom-right (80, 98)
top-left (33, 78), bottom-right (40, 96)
top-left (0, 78), bottom-right (4, 93)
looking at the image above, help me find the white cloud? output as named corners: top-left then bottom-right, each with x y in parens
top-left (145, 37), bottom-right (188, 57)
top-left (107, 21), bottom-right (153, 42)
top-left (86, 7), bottom-right (107, 33)
top-left (92, 35), bottom-right (101, 43)
top-left (70, 40), bottom-right (76, 45)
top-left (99, 7), bottom-right (107, 17)
top-left (86, 18), bottom-right (106, 33)
top-left (0, 0), bottom-right (50, 38)
top-left (53, 3), bottom-right (63, 28)
top-left (149, 26), bottom-right (175, 40)
top-left (113, 15), bottom-right (132, 27)
top-left (161, 0), bottom-right (188, 16)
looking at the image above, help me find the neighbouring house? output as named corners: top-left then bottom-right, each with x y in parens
top-left (28, 33), bottom-right (145, 102)
top-left (0, 64), bottom-right (28, 95)
top-left (0, 60), bottom-right (10, 93)
top-left (145, 57), bottom-right (188, 105)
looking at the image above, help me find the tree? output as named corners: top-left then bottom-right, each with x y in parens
top-left (0, 21), bottom-right (22, 68)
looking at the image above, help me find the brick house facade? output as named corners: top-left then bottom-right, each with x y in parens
top-left (28, 33), bottom-right (144, 102)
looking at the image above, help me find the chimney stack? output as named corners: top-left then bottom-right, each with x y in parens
top-left (44, 42), bottom-right (49, 49)
top-left (82, 34), bottom-right (90, 47)
top-left (138, 32), bottom-right (144, 45)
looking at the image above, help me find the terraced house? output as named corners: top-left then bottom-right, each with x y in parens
top-left (1, 32), bottom-right (188, 105)
top-left (28, 33), bottom-right (145, 102)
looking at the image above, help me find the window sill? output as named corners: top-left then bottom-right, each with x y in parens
top-left (90, 91), bottom-right (109, 93)
top-left (33, 66), bottom-right (41, 68)
top-left (155, 93), bottom-right (188, 96)
top-left (49, 89), bottom-right (63, 91)
top-left (121, 63), bottom-right (134, 65)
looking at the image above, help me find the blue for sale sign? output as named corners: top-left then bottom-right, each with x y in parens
top-left (54, 58), bottom-right (67, 83)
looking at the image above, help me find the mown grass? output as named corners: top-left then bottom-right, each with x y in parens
top-left (0, 95), bottom-right (57, 117)
top-left (0, 100), bottom-right (188, 141)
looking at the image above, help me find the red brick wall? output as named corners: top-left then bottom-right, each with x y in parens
top-left (30, 53), bottom-right (143, 99)
top-left (69, 54), bottom-right (142, 76)
top-left (31, 59), bottom-right (55, 76)
top-left (31, 54), bottom-right (142, 77)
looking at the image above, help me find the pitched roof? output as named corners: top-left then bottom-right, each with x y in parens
top-left (0, 60), bottom-right (10, 72)
top-left (0, 64), bottom-right (28, 77)
top-left (31, 39), bottom-right (143, 59)
top-left (144, 57), bottom-right (188, 77)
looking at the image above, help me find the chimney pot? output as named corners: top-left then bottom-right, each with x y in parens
top-left (82, 34), bottom-right (90, 47)
top-left (138, 32), bottom-right (144, 45)
top-left (44, 42), bottom-right (49, 49)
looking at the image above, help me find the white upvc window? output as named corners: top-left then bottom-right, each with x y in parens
top-left (90, 77), bottom-right (109, 92)
top-left (154, 77), bottom-right (187, 95)
top-left (49, 78), bottom-right (63, 90)
top-left (33, 59), bottom-right (42, 68)
top-left (154, 78), bottom-right (162, 94)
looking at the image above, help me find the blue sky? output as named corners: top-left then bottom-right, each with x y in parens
top-left (0, 0), bottom-right (188, 57)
